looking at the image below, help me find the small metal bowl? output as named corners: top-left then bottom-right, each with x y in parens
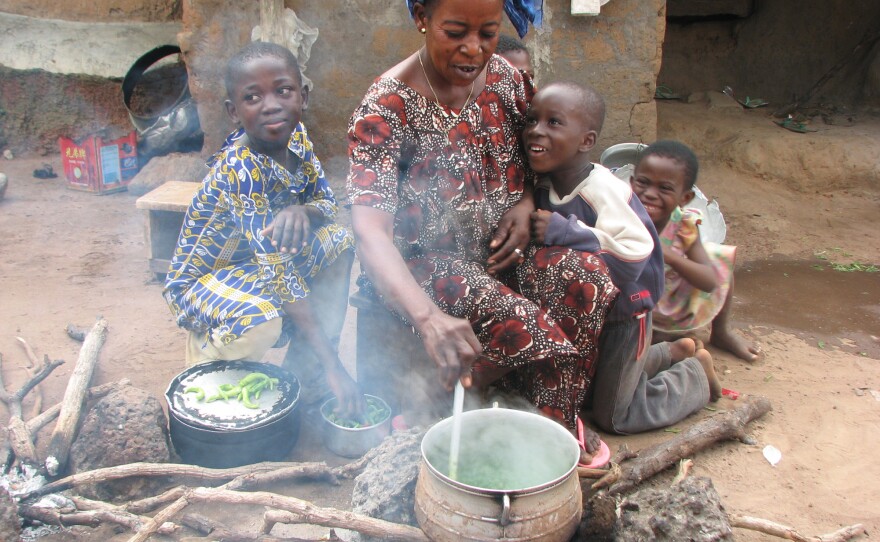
top-left (320, 394), bottom-right (392, 458)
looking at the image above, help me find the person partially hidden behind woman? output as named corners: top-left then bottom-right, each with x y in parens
top-left (164, 41), bottom-right (364, 419)
top-left (347, 0), bottom-right (616, 464)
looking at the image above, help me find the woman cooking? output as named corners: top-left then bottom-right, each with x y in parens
top-left (346, 0), bottom-right (616, 462)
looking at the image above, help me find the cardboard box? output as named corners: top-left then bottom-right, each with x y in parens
top-left (59, 132), bottom-right (139, 194)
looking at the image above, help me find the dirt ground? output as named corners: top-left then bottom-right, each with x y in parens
top-left (0, 101), bottom-right (878, 540)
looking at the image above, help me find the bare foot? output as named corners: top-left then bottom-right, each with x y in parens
top-left (568, 418), bottom-right (599, 465)
top-left (668, 337), bottom-right (696, 362)
top-left (710, 326), bottom-right (760, 362)
top-left (695, 349), bottom-right (722, 402)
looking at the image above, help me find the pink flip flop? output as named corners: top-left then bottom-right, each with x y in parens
top-left (577, 417), bottom-right (611, 469)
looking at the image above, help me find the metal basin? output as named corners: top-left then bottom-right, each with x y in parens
top-left (320, 394), bottom-right (391, 458)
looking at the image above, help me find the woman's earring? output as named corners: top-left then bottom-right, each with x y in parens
top-left (420, 27), bottom-right (426, 34)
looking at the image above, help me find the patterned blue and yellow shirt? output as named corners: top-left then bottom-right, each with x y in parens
top-left (163, 123), bottom-right (347, 338)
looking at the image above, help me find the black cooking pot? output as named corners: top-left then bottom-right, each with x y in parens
top-left (165, 360), bottom-right (301, 468)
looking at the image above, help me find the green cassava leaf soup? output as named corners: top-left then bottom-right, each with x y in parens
top-left (323, 395), bottom-right (390, 428)
top-left (425, 419), bottom-right (574, 490)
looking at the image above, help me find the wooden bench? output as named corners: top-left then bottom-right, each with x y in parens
top-left (135, 181), bottom-right (200, 279)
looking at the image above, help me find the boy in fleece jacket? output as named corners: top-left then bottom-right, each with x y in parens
top-left (524, 81), bottom-right (713, 434)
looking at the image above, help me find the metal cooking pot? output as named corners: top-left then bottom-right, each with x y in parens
top-left (415, 407), bottom-right (582, 542)
top-left (165, 360), bottom-right (301, 468)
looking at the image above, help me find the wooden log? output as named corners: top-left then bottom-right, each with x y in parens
top-left (126, 495), bottom-right (190, 542)
top-left (7, 416), bottom-right (38, 466)
top-left (125, 486), bottom-right (187, 515)
top-left (45, 318), bottom-right (108, 476)
top-left (224, 463), bottom-right (340, 490)
top-left (729, 514), bottom-right (866, 542)
top-left (189, 488), bottom-right (430, 542)
top-left (20, 460), bottom-right (337, 501)
top-left (15, 337), bottom-right (44, 417)
top-left (12, 357), bottom-right (65, 413)
top-left (0, 353), bottom-right (59, 419)
top-left (0, 353), bottom-right (64, 471)
top-left (18, 504), bottom-right (177, 535)
top-left (607, 395), bottom-right (772, 495)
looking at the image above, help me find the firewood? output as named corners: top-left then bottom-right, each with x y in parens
top-left (124, 486), bottom-right (186, 514)
top-left (591, 461), bottom-right (622, 491)
top-left (606, 395), bottom-right (772, 495)
top-left (15, 337), bottom-right (44, 417)
top-left (189, 488), bottom-right (430, 542)
top-left (224, 463), bottom-right (340, 490)
top-left (126, 493), bottom-right (190, 542)
top-left (18, 503), bottom-right (177, 535)
top-left (21, 460), bottom-right (343, 501)
top-left (729, 514), bottom-right (865, 542)
top-left (45, 318), bottom-right (108, 476)
top-left (0, 352), bottom-right (65, 471)
top-left (7, 416), bottom-right (38, 466)
top-left (0, 352), bottom-right (64, 419)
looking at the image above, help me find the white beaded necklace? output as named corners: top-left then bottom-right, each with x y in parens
top-left (418, 50), bottom-right (475, 119)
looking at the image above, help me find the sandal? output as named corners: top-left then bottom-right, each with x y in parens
top-left (576, 417), bottom-right (611, 468)
top-left (654, 85), bottom-right (683, 100)
top-left (33, 164), bottom-right (58, 179)
top-left (723, 86), bottom-right (769, 108)
top-left (774, 117), bottom-right (815, 133)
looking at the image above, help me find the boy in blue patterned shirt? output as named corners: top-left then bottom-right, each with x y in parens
top-left (164, 42), bottom-right (362, 417)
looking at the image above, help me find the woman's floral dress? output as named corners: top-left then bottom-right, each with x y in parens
top-left (347, 56), bottom-right (617, 428)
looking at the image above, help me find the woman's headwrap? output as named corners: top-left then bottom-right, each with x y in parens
top-left (405, 0), bottom-right (543, 39)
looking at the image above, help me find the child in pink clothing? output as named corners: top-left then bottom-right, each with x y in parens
top-left (631, 140), bottom-right (760, 362)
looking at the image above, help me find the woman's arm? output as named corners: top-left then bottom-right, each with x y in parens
top-left (352, 205), bottom-right (481, 391)
top-left (664, 236), bottom-right (718, 293)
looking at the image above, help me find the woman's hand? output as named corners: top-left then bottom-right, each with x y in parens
top-left (326, 364), bottom-right (366, 420)
top-left (261, 205), bottom-right (315, 254)
top-left (487, 197), bottom-right (535, 275)
top-left (415, 310), bottom-right (482, 391)
top-left (352, 206), bottom-right (480, 392)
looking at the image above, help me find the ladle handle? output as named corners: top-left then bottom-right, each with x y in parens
top-left (500, 493), bottom-right (511, 526)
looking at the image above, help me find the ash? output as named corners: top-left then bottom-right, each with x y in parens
top-left (0, 464), bottom-right (65, 540)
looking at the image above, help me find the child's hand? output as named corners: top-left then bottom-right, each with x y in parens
top-left (262, 205), bottom-right (311, 254)
top-left (661, 243), bottom-right (682, 266)
top-left (529, 209), bottom-right (553, 245)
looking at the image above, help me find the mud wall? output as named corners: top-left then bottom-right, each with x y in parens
top-left (659, 0), bottom-right (880, 110)
top-left (184, 0), bottom-right (664, 178)
top-left (0, 68), bottom-right (133, 155)
top-left (1, 0), bottom-right (180, 22)
top-left (1, 0), bottom-right (664, 169)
